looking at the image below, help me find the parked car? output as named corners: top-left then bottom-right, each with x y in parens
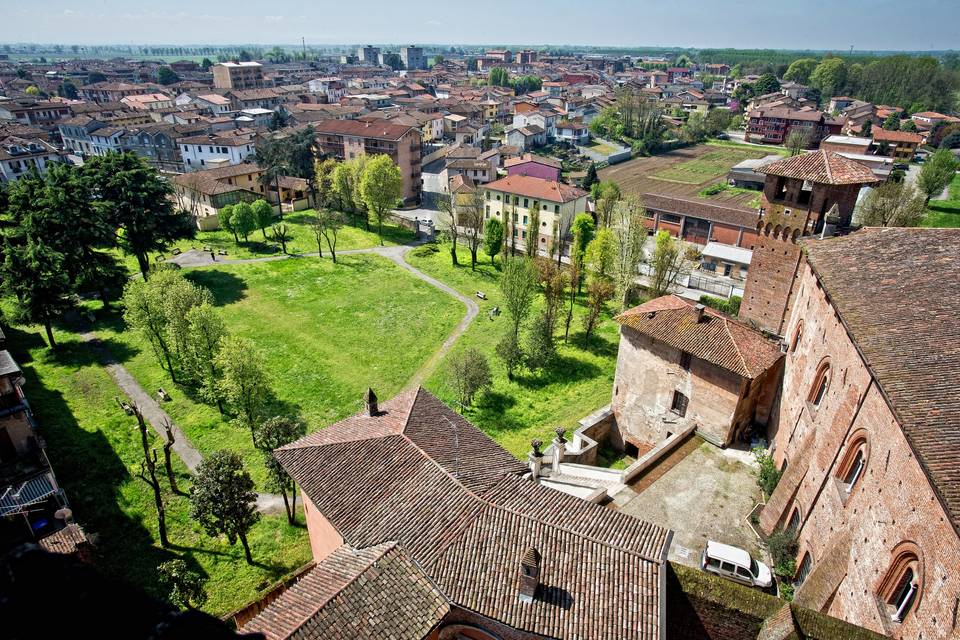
top-left (701, 540), bottom-right (772, 588)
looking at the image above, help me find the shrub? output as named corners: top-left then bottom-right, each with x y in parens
top-left (698, 183), bottom-right (729, 197)
top-left (700, 294), bottom-right (742, 316)
top-left (766, 528), bottom-right (799, 575)
top-left (753, 445), bottom-right (781, 498)
top-left (410, 243), bottom-right (439, 258)
top-left (778, 582), bottom-right (795, 602)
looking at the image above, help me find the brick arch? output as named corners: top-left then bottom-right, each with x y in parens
top-left (807, 357), bottom-right (832, 405)
top-left (876, 541), bottom-right (924, 618)
top-left (790, 320), bottom-right (805, 352)
top-left (835, 429), bottom-right (871, 485)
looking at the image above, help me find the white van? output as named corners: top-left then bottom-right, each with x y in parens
top-left (701, 540), bottom-right (773, 588)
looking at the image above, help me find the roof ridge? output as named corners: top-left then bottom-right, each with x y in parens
top-left (722, 315), bottom-right (752, 377)
top-left (823, 149), bottom-right (834, 183)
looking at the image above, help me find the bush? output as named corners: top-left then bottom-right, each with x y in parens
top-left (778, 582), bottom-right (795, 602)
top-left (766, 528), bottom-right (798, 575)
top-left (699, 294), bottom-right (742, 316)
top-left (409, 243), bottom-right (439, 258)
top-left (753, 445), bottom-right (781, 498)
top-left (698, 183), bottom-right (729, 197)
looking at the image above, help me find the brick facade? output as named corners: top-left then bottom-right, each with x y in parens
top-left (761, 261), bottom-right (960, 639)
top-left (739, 225), bottom-right (804, 336)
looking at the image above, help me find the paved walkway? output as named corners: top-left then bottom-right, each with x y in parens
top-left (87, 239), bottom-right (478, 515)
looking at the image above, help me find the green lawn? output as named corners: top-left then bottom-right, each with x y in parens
top-left (115, 210), bottom-right (414, 274)
top-left (406, 244), bottom-right (622, 458)
top-left (652, 147), bottom-right (770, 185)
top-left (96, 253), bottom-right (463, 485)
top-left (585, 140), bottom-right (620, 156)
top-left (707, 139), bottom-right (790, 156)
top-left (922, 174), bottom-right (960, 228)
top-left (1, 324), bottom-right (312, 616)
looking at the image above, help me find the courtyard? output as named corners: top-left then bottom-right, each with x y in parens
top-left (611, 436), bottom-right (765, 568)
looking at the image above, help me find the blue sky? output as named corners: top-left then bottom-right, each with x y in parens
top-left (6, 0), bottom-right (959, 50)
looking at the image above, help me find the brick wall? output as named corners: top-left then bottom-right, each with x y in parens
top-left (764, 261), bottom-right (960, 639)
top-left (739, 225), bottom-right (803, 336)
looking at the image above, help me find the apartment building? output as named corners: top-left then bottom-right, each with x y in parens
top-left (212, 61), bottom-right (265, 90)
top-left (480, 174), bottom-right (588, 257)
top-left (399, 45), bottom-right (426, 70)
top-left (357, 45), bottom-right (381, 65)
top-left (313, 119), bottom-right (422, 203)
top-left (179, 129), bottom-right (258, 172)
top-left (746, 107), bottom-right (842, 146)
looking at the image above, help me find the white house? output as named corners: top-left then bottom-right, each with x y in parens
top-left (180, 129), bottom-right (258, 172)
top-left (0, 136), bottom-right (64, 183)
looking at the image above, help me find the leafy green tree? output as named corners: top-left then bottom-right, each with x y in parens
top-left (313, 157), bottom-right (337, 210)
top-left (783, 58), bottom-right (818, 84)
top-left (488, 67), bottom-right (508, 86)
top-left (216, 335), bottom-right (270, 445)
top-left (185, 302), bottom-right (228, 413)
top-left (251, 199), bottom-right (274, 239)
top-left (498, 257), bottom-right (538, 379)
top-left (253, 416), bottom-right (306, 524)
top-left (582, 279), bottom-right (615, 340)
top-left (231, 202), bottom-right (257, 242)
top-left (163, 272), bottom-right (214, 384)
top-left (704, 108), bottom-right (733, 135)
top-left (331, 161), bottom-right (355, 214)
top-left (313, 209), bottom-right (344, 263)
top-left (123, 273), bottom-right (177, 377)
top-left (753, 73), bottom-right (781, 95)
top-left (917, 149), bottom-right (960, 204)
top-left (189, 450), bottom-right (260, 565)
top-left (87, 71), bottom-right (107, 83)
top-left (570, 213), bottom-right (595, 293)
top-left (219, 204), bottom-right (239, 243)
top-left (0, 238), bottom-right (74, 349)
top-left (591, 181), bottom-right (621, 227)
top-left (254, 137), bottom-right (289, 207)
top-left (584, 228), bottom-right (616, 282)
top-left (809, 58), bottom-right (848, 98)
top-left (359, 154), bottom-right (403, 245)
top-left (496, 331), bottom-right (524, 381)
top-left (582, 162), bottom-right (598, 190)
top-left (58, 80), bottom-right (78, 99)
top-left (200, 57), bottom-right (213, 71)
top-left (525, 311), bottom-right (556, 372)
top-left (882, 113), bottom-right (901, 131)
top-left (157, 66), bottom-right (179, 85)
top-left (900, 119), bottom-right (918, 133)
top-left (158, 560), bottom-right (208, 610)
top-left (446, 348), bottom-right (493, 408)
top-left (858, 182), bottom-right (926, 227)
top-left (84, 152), bottom-right (194, 280)
top-left (785, 127), bottom-right (812, 156)
top-left (484, 217), bottom-right (503, 265)
top-left (382, 52), bottom-right (403, 71)
top-left (649, 231), bottom-right (689, 298)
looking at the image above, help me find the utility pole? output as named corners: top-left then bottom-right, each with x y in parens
top-left (302, 37), bottom-right (307, 61)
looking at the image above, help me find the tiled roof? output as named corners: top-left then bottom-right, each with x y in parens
top-left (803, 228), bottom-right (960, 534)
top-left (275, 387), bottom-right (671, 640)
top-left (758, 150), bottom-right (879, 185)
top-left (313, 118), bottom-right (417, 141)
top-left (483, 174), bottom-right (587, 204)
top-left (871, 128), bottom-right (923, 144)
top-left (616, 295), bottom-right (783, 379)
top-left (241, 542), bottom-right (448, 640)
top-left (37, 524), bottom-right (87, 555)
top-left (504, 153), bottom-right (562, 169)
top-left (642, 193), bottom-right (758, 229)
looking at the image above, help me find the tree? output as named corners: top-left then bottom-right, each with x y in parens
top-left (123, 273), bottom-right (176, 378)
top-left (160, 418), bottom-right (178, 493)
top-left (917, 149), bottom-right (960, 204)
top-left (458, 190), bottom-right (486, 269)
top-left (498, 257), bottom-right (538, 379)
top-left (216, 336), bottom-right (270, 445)
top-left (253, 416), bottom-right (306, 524)
top-left (360, 155), bottom-right (403, 245)
top-left (163, 271), bottom-right (213, 384)
top-left (271, 223), bottom-right (291, 254)
top-left (219, 204), bottom-right (239, 243)
top-left (496, 332), bottom-right (524, 382)
top-left (185, 302), bottom-right (228, 413)
top-left (313, 209), bottom-right (344, 263)
top-left (570, 213), bottom-right (595, 293)
top-left (882, 113), bottom-right (901, 131)
top-left (446, 348), bottom-right (493, 408)
top-left (131, 406), bottom-right (169, 548)
top-left (525, 204), bottom-right (541, 258)
top-left (783, 58), bottom-right (818, 84)
top-left (87, 71), bottom-right (107, 83)
top-left (484, 217), bottom-right (503, 265)
top-left (488, 67), bottom-right (509, 87)
top-left (157, 66), bottom-right (179, 85)
top-left (251, 199), bottom-right (274, 239)
top-left (591, 181), bottom-right (621, 227)
top-left (0, 238), bottom-right (74, 349)
top-left (84, 152), bottom-right (194, 280)
top-left (809, 58), bottom-right (847, 98)
top-left (254, 137), bottom-right (289, 207)
top-left (649, 231), bottom-right (689, 298)
top-left (201, 57), bottom-right (213, 71)
top-left (861, 119), bottom-right (873, 138)
top-left (704, 108), bottom-right (733, 136)
top-left (331, 161), bottom-right (355, 214)
top-left (583, 279), bottom-right (615, 340)
top-left (901, 119), bottom-right (918, 133)
top-left (525, 311), bottom-right (556, 372)
top-left (582, 162), bottom-right (598, 190)
top-left (158, 560), bottom-right (207, 610)
top-left (189, 450), bottom-right (260, 565)
top-left (437, 193), bottom-right (459, 266)
top-left (753, 73), bottom-right (781, 95)
top-left (313, 158), bottom-right (337, 210)
top-left (58, 80), bottom-right (78, 99)
top-left (785, 127), bottom-right (812, 156)
top-left (584, 228), bottom-right (616, 282)
top-left (231, 202), bottom-right (257, 242)
top-left (858, 182), bottom-right (926, 227)
top-left (611, 197), bottom-right (647, 310)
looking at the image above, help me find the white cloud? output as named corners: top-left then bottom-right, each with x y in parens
top-left (264, 15), bottom-right (285, 23)
top-left (425, 19), bottom-right (442, 26)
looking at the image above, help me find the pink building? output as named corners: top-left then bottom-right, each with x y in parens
top-left (504, 153), bottom-right (561, 182)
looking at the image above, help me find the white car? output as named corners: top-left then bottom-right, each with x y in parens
top-left (701, 540), bottom-right (773, 589)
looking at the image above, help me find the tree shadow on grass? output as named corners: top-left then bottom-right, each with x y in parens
top-left (568, 331), bottom-right (618, 358)
top-left (185, 270), bottom-right (248, 306)
top-left (469, 391), bottom-right (524, 432)
top-left (514, 354), bottom-right (602, 390)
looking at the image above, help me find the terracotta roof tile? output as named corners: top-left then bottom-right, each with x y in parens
top-left (642, 193), bottom-right (758, 229)
top-left (758, 150), bottom-right (879, 185)
top-left (483, 174), bottom-right (587, 204)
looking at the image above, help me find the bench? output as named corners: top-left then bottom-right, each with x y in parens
top-left (171, 248), bottom-right (182, 256)
top-left (476, 291), bottom-right (487, 300)
top-left (157, 388), bottom-right (171, 402)
top-left (218, 249), bottom-right (228, 256)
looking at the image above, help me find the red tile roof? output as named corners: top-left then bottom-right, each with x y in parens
top-left (758, 150), bottom-right (879, 185)
top-left (871, 128), bottom-right (923, 144)
top-left (504, 153), bottom-right (562, 170)
top-left (616, 295), bottom-right (783, 379)
top-left (483, 174), bottom-right (587, 204)
top-left (642, 193), bottom-right (758, 229)
top-left (312, 118), bottom-right (418, 141)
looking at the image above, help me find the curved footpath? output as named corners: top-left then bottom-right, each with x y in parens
top-left (81, 241), bottom-right (478, 514)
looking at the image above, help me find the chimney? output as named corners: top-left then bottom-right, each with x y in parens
top-left (363, 388), bottom-right (378, 416)
top-left (551, 427), bottom-right (566, 474)
top-left (528, 439), bottom-right (543, 482)
top-left (694, 303), bottom-right (707, 323)
top-left (518, 547), bottom-right (541, 603)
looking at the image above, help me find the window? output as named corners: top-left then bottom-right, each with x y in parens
top-left (671, 391), bottom-right (688, 417)
top-left (791, 322), bottom-right (804, 352)
top-left (808, 361), bottom-right (831, 407)
top-left (890, 570), bottom-right (918, 622)
top-left (554, 205), bottom-right (559, 213)
top-left (795, 552), bottom-right (813, 586)
top-left (523, 198), bottom-right (529, 208)
top-left (877, 545), bottom-right (922, 624)
top-left (679, 352), bottom-right (691, 371)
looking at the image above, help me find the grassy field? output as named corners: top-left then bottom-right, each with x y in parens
top-left (585, 140), bottom-right (621, 156)
top-left (1, 324), bottom-right (312, 616)
top-left (651, 147), bottom-right (769, 185)
top-left (407, 244), bottom-right (622, 458)
top-left (115, 210), bottom-right (414, 274)
top-left (922, 174), bottom-right (960, 228)
top-left (96, 253), bottom-right (463, 485)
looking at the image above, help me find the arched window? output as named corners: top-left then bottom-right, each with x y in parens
top-left (835, 432), bottom-right (869, 497)
top-left (795, 551), bottom-right (813, 586)
top-left (808, 360), bottom-right (831, 408)
top-left (791, 321), bottom-right (804, 353)
top-left (877, 544), bottom-right (923, 625)
top-left (787, 506), bottom-right (801, 532)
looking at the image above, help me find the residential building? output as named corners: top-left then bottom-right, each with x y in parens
top-left (746, 107), bottom-right (842, 146)
top-left (120, 93), bottom-right (173, 111)
top-left (399, 45), bottom-right (426, 70)
top-left (819, 134), bottom-right (872, 156)
top-left (757, 228), bottom-right (960, 640)
top-left (192, 94), bottom-right (233, 116)
top-left (313, 119), bottom-right (422, 203)
top-left (119, 123), bottom-right (203, 173)
top-left (179, 129), bottom-right (258, 172)
top-left (226, 88), bottom-right (283, 112)
top-left (357, 45), bottom-right (381, 65)
top-left (485, 49), bottom-right (512, 62)
top-left (871, 128), bottom-right (923, 161)
top-left (0, 100), bottom-right (72, 127)
top-left (555, 119), bottom-right (590, 145)
top-left (612, 296), bottom-right (783, 453)
top-left (80, 81), bottom-right (154, 103)
top-left (481, 174), bottom-right (588, 256)
top-left (212, 61), bottom-right (264, 90)
top-left (0, 135), bottom-right (64, 182)
top-left (504, 153), bottom-right (562, 182)
top-left (506, 124), bottom-right (546, 151)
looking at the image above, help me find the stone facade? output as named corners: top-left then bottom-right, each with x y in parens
top-left (760, 261), bottom-right (960, 639)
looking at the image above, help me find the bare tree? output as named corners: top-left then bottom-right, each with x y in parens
top-left (785, 127), bottom-right (812, 156)
top-left (437, 193), bottom-right (460, 266)
top-left (132, 405), bottom-right (169, 548)
top-left (458, 189), bottom-right (486, 269)
top-left (314, 209), bottom-right (344, 263)
top-left (161, 417), bottom-right (178, 493)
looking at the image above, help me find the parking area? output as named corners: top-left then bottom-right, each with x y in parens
top-left (610, 437), bottom-right (764, 568)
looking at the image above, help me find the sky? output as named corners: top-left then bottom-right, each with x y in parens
top-left (5, 0), bottom-right (959, 51)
